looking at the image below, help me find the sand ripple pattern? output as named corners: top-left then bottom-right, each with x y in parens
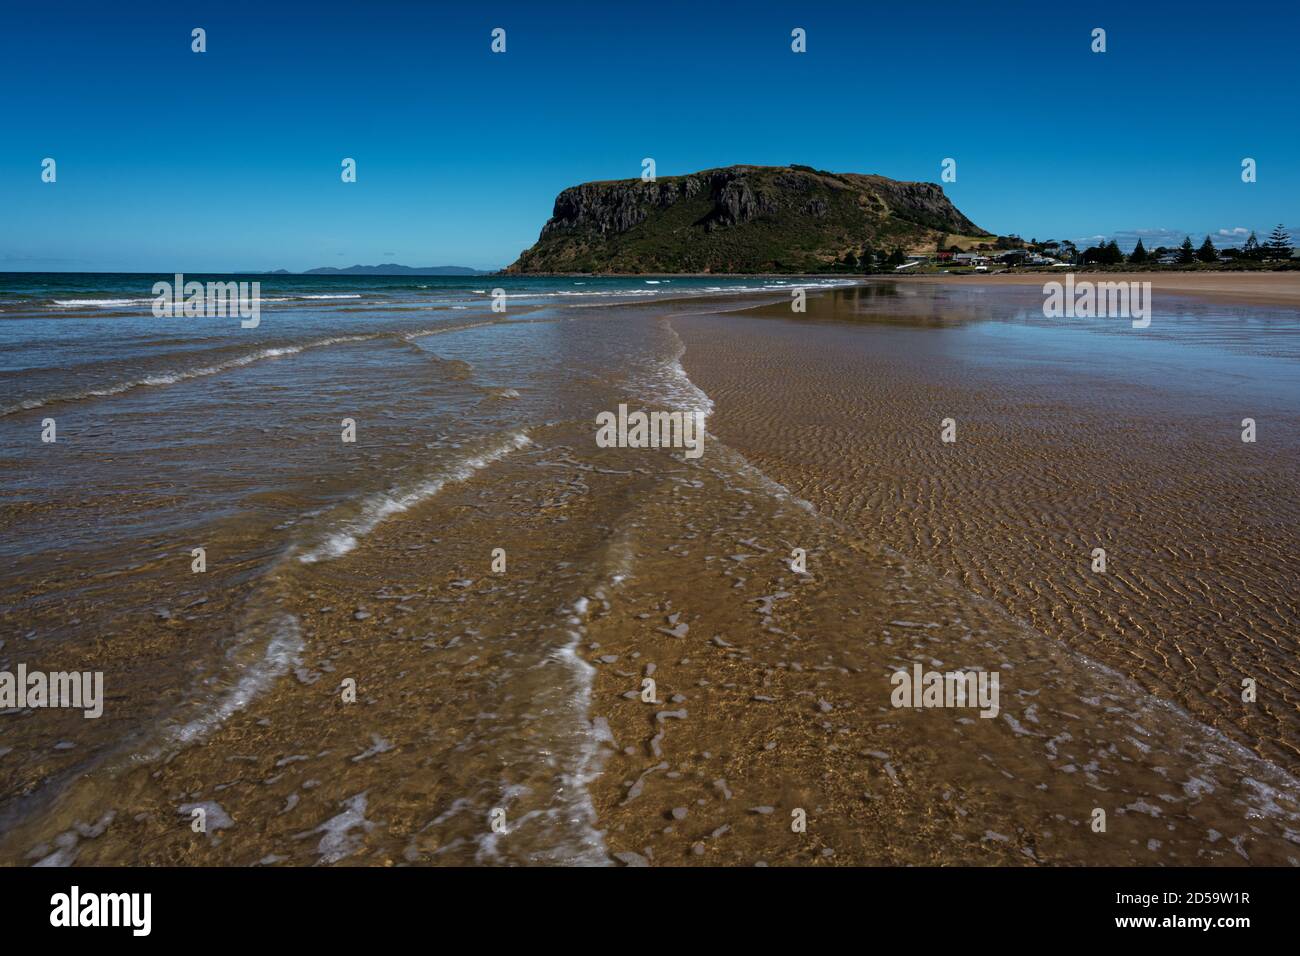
top-left (678, 312), bottom-right (1300, 764)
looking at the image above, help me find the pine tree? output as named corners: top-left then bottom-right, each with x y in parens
top-left (1242, 232), bottom-right (1261, 259)
top-left (1104, 240), bottom-right (1123, 264)
top-left (1265, 224), bottom-right (1294, 260)
top-left (1128, 239), bottom-right (1147, 264)
top-left (860, 246), bottom-right (875, 272)
top-left (886, 248), bottom-right (906, 267)
top-left (1177, 236), bottom-right (1196, 265)
top-left (1197, 235), bottom-right (1217, 263)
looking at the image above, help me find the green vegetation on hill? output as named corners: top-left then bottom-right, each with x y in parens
top-left (507, 164), bottom-right (990, 274)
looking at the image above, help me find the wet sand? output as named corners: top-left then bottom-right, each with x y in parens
top-left (673, 286), bottom-right (1300, 771)
top-left (908, 271), bottom-right (1300, 307)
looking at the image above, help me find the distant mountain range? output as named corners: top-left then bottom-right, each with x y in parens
top-left (272, 264), bottom-right (490, 276)
top-left (507, 164), bottom-right (992, 274)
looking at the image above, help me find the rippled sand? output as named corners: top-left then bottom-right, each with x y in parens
top-left (676, 285), bottom-right (1300, 769)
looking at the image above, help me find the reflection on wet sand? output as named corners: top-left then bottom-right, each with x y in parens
top-left (679, 285), bottom-right (1300, 769)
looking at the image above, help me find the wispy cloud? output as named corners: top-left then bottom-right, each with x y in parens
top-left (1071, 229), bottom-right (1184, 252)
top-left (0, 253), bottom-right (84, 264)
top-left (1071, 225), bottom-right (1293, 252)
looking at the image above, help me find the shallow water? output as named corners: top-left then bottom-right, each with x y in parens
top-left (0, 274), bottom-right (838, 860)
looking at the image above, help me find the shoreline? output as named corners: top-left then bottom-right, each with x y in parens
top-left (494, 271), bottom-right (1300, 308)
top-left (899, 271), bottom-right (1300, 307)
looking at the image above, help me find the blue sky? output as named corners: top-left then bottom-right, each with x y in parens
top-left (2, 0), bottom-right (1296, 272)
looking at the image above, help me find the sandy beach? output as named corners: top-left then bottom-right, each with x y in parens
top-left (3, 275), bottom-right (1297, 867)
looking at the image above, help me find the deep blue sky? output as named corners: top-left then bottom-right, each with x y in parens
top-left (3, 0), bottom-right (1296, 272)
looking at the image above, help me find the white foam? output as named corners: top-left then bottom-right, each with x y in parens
top-left (297, 431), bottom-right (533, 563)
top-left (634, 322), bottom-right (715, 424)
top-left (401, 319), bottom-right (499, 341)
top-left (1, 334), bottom-right (374, 416)
top-left (543, 619), bottom-right (611, 865)
top-left (168, 612), bottom-right (304, 747)
top-left (313, 792), bottom-right (375, 863)
top-left (51, 298), bottom-right (146, 308)
top-left (535, 557), bottom-right (640, 864)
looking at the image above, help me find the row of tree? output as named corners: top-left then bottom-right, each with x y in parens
top-left (1083, 225), bottom-right (1293, 266)
top-left (840, 247), bottom-right (907, 269)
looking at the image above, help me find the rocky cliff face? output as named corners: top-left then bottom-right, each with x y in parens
top-left (507, 165), bottom-right (987, 273)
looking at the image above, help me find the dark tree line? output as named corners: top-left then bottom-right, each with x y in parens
top-left (1080, 225), bottom-right (1293, 265)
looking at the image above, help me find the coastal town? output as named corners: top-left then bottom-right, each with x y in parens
top-left (879, 224), bottom-right (1298, 274)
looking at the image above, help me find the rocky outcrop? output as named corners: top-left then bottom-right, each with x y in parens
top-left (507, 164), bottom-right (988, 273)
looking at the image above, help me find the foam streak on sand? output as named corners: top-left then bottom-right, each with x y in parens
top-left (0, 318), bottom-right (518, 418)
top-left (629, 321), bottom-right (715, 424)
top-left (537, 566), bottom-right (638, 865)
top-left (0, 335), bottom-right (374, 416)
top-left (130, 612), bottom-right (304, 761)
top-left (297, 431), bottom-right (534, 563)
